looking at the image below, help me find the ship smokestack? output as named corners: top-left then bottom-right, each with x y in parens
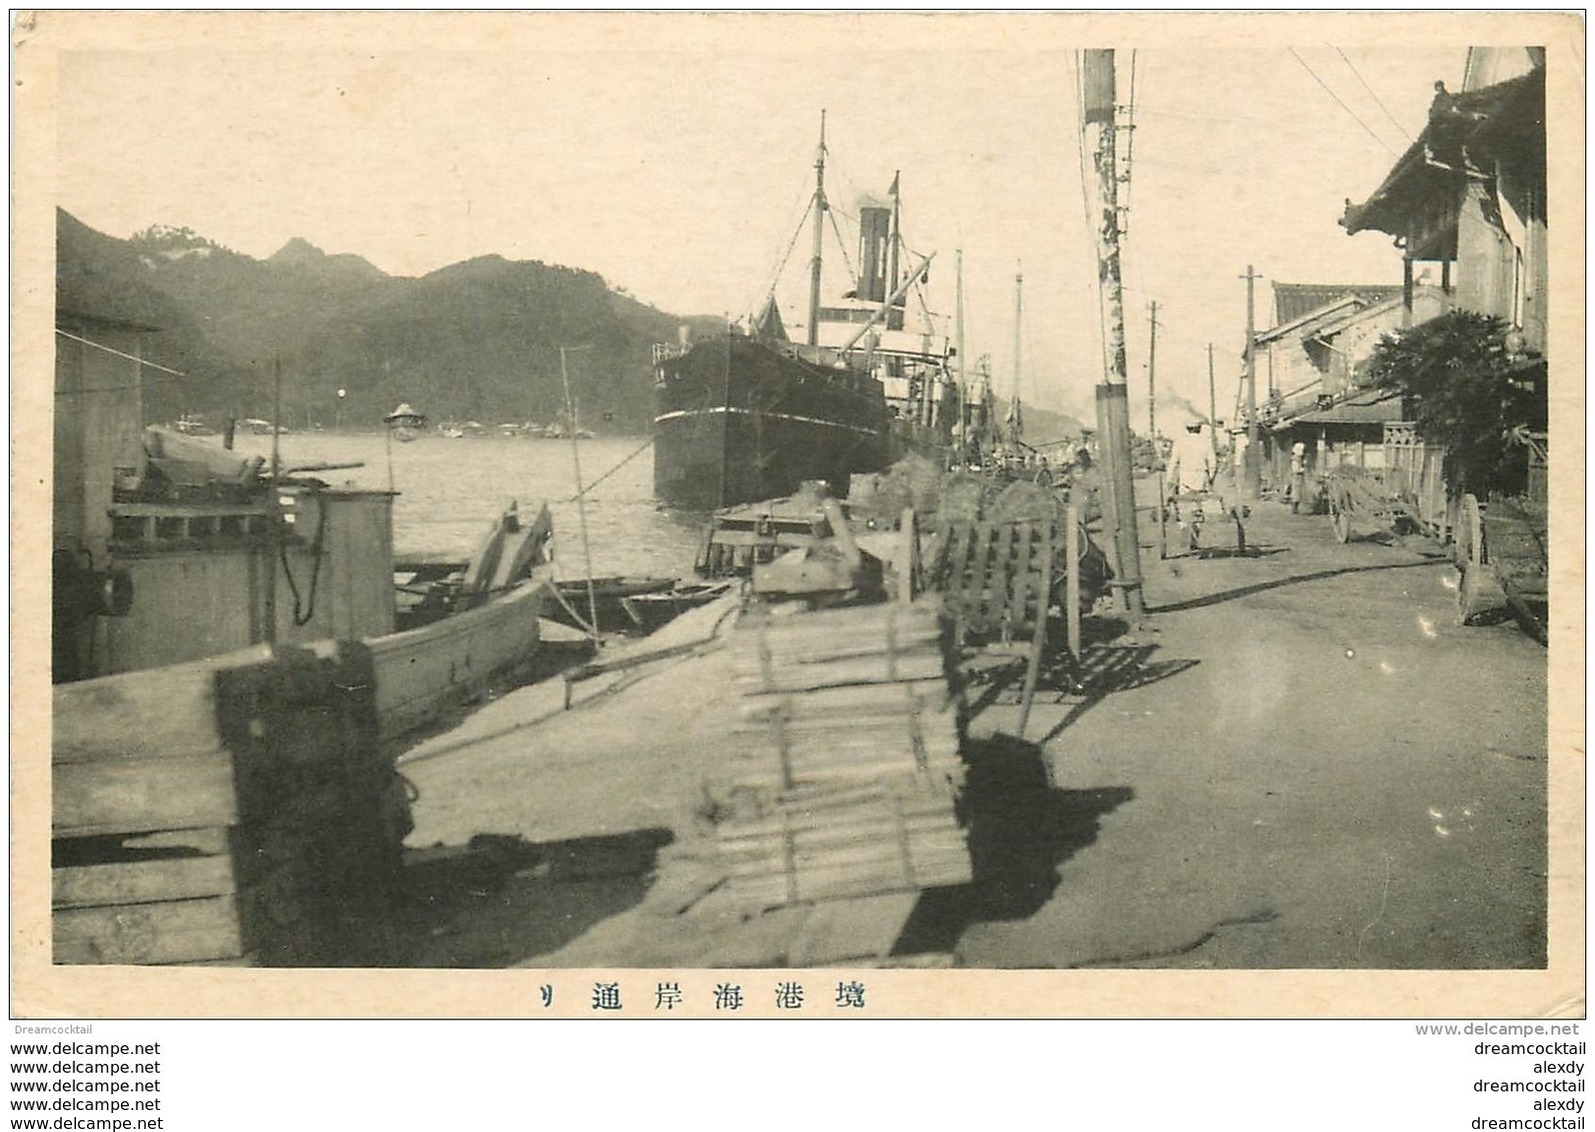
top-left (856, 200), bottom-right (892, 304)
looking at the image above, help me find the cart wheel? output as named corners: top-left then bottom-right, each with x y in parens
top-left (1331, 498), bottom-right (1351, 544)
top-left (1455, 493), bottom-right (1506, 626)
top-left (897, 507), bottom-right (921, 604)
top-left (1459, 493), bottom-right (1485, 570)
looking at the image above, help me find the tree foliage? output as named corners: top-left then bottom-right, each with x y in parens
top-left (1364, 310), bottom-right (1546, 498)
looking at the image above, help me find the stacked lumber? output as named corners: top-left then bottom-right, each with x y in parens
top-left (52, 642), bottom-right (409, 966)
top-left (732, 602), bottom-right (947, 695)
top-left (733, 679), bottom-right (962, 789)
top-left (717, 780), bottom-right (969, 907)
top-left (717, 601), bottom-right (971, 909)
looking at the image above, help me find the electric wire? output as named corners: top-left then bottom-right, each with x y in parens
top-left (1287, 46), bottom-right (1399, 157)
top-left (1331, 46), bottom-right (1415, 144)
top-left (55, 328), bottom-right (189, 378)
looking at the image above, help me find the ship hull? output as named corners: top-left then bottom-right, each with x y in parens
top-left (654, 335), bottom-right (891, 510)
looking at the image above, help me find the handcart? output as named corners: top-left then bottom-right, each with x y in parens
top-left (1323, 466), bottom-right (1425, 544)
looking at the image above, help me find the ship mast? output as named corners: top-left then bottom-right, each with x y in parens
top-left (955, 248), bottom-right (967, 450)
top-left (1008, 266), bottom-right (1024, 447)
top-left (806, 111), bottom-right (827, 348)
top-left (887, 170), bottom-right (902, 302)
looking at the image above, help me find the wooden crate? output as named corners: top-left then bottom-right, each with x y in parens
top-left (718, 781), bottom-right (971, 908)
top-left (51, 639), bottom-right (408, 966)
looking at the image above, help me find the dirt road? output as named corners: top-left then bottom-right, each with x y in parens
top-left (397, 486), bottom-right (1551, 972)
top-left (946, 491), bottom-right (1549, 969)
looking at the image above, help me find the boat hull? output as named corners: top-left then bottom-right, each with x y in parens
top-left (49, 568), bottom-right (554, 965)
top-left (654, 335), bottom-right (891, 510)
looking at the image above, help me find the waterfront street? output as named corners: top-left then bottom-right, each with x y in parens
top-left (399, 481), bottom-right (1553, 973)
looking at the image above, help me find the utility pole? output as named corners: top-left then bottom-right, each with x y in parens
top-left (955, 249), bottom-right (967, 452)
top-left (1009, 264), bottom-right (1023, 447)
top-left (1206, 342), bottom-right (1218, 460)
top-left (1241, 264), bottom-right (1261, 498)
top-left (1147, 300), bottom-right (1159, 440)
top-left (1082, 48), bottom-right (1145, 617)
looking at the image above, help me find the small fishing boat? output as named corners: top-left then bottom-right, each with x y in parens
top-left (693, 480), bottom-right (840, 579)
top-left (51, 302), bottom-right (562, 964)
top-left (620, 579), bottom-right (738, 633)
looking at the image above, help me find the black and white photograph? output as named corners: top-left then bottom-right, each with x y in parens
top-left (15, 11), bottom-right (1581, 1024)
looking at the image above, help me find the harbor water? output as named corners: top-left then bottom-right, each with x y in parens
top-left (231, 431), bottom-right (709, 580)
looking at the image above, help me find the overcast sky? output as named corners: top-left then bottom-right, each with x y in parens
top-left (51, 14), bottom-right (1494, 427)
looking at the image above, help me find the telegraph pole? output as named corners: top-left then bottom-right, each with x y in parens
top-left (1241, 264), bottom-right (1261, 498)
top-left (1082, 48), bottom-right (1145, 617)
top-left (1147, 300), bottom-right (1159, 440)
top-left (955, 249), bottom-right (967, 452)
top-left (1206, 342), bottom-right (1218, 459)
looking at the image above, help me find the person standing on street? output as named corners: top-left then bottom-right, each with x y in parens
top-left (1289, 439), bottom-right (1308, 513)
top-left (1170, 419), bottom-right (1216, 495)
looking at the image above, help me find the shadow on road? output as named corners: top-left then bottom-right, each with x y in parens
top-left (959, 617), bottom-right (1200, 743)
top-left (1034, 641), bottom-right (1201, 745)
top-left (891, 734), bottom-right (1131, 959)
top-left (1149, 558), bottom-right (1448, 615)
top-left (381, 828), bottom-right (675, 967)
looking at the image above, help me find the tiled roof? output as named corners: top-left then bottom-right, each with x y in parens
top-left (1272, 282), bottom-right (1404, 327)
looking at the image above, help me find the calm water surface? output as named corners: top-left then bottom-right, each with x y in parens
top-left (234, 432), bottom-right (708, 580)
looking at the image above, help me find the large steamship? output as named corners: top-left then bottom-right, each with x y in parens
top-left (652, 117), bottom-right (956, 510)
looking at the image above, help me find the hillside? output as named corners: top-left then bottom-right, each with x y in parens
top-left (57, 211), bottom-right (700, 433)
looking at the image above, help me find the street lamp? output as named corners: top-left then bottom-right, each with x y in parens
top-left (382, 401), bottom-right (427, 492)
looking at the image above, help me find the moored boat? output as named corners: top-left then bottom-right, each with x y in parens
top-left (653, 115), bottom-right (956, 511)
top-left (51, 289), bottom-right (560, 964)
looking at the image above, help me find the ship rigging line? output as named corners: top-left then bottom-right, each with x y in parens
top-left (825, 206), bottom-right (856, 285)
top-left (564, 433), bottom-right (654, 502)
top-left (757, 195), bottom-right (817, 317)
top-left (55, 328), bottom-right (189, 379)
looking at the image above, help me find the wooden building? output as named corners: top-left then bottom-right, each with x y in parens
top-left (54, 221), bottom-right (395, 682)
top-left (1341, 48), bottom-right (1547, 353)
top-left (1249, 283), bottom-right (1440, 490)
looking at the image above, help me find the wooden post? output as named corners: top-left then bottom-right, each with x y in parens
top-left (1065, 500), bottom-right (1082, 661)
top-left (560, 346), bottom-right (600, 638)
top-left (1207, 342), bottom-right (1219, 460)
top-left (1402, 255), bottom-right (1415, 328)
top-left (1241, 264), bottom-right (1261, 499)
top-left (1083, 49), bottom-right (1144, 618)
top-left (954, 249), bottom-right (967, 460)
top-left (1147, 300), bottom-right (1159, 440)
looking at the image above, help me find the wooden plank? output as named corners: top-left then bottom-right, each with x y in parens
top-left (122, 828), bottom-right (233, 856)
top-left (367, 572), bottom-right (550, 741)
top-left (53, 754), bottom-right (237, 840)
top-left (1009, 523), bottom-right (1034, 628)
top-left (53, 855), bottom-right (238, 910)
top-left (52, 646), bottom-right (273, 763)
top-left (1066, 502), bottom-right (1082, 659)
top-left (54, 896), bottom-right (244, 965)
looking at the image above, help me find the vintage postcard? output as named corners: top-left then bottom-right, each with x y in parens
top-left (12, 10), bottom-right (1583, 1020)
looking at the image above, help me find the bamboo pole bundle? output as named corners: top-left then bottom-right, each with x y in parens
top-left (714, 772), bottom-right (972, 908)
top-left (715, 596), bottom-right (973, 909)
top-left (734, 650), bottom-right (946, 694)
top-left (740, 599), bottom-right (941, 634)
top-left (720, 799), bottom-right (960, 837)
top-left (738, 677), bottom-right (950, 723)
top-left (731, 624), bottom-right (944, 666)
